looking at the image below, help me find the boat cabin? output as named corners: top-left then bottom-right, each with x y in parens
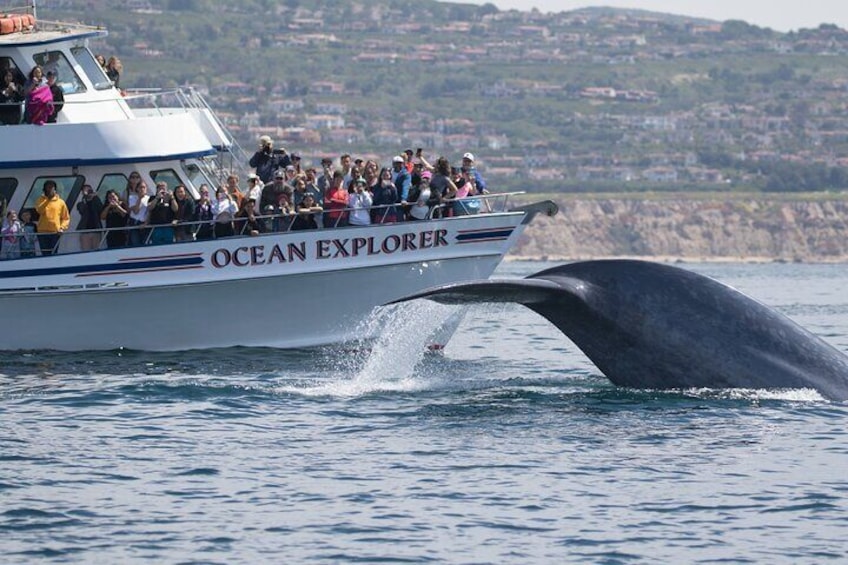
top-left (0, 8), bottom-right (236, 254)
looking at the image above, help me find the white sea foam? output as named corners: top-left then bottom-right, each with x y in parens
top-left (685, 387), bottom-right (826, 402)
top-left (283, 300), bottom-right (463, 398)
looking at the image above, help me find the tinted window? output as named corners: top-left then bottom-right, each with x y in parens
top-left (71, 47), bottom-right (112, 91)
top-left (0, 57), bottom-right (24, 85)
top-left (181, 162), bottom-right (211, 194)
top-left (96, 173), bottom-right (128, 201)
top-left (150, 169), bottom-right (182, 192)
top-left (0, 177), bottom-right (18, 213)
top-left (32, 51), bottom-right (85, 94)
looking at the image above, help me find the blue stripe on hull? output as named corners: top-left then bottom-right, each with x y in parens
top-left (0, 150), bottom-right (218, 170)
top-left (0, 256), bottom-right (204, 279)
top-left (455, 228), bottom-right (514, 242)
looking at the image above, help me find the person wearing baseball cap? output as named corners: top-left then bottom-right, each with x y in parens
top-left (391, 156), bottom-right (412, 202)
top-left (461, 152), bottom-right (487, 194)
top-left (248, 135), bottom-right (291, 184)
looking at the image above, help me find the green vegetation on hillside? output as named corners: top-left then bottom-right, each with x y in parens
top-left (31, 0), bottom-right (848, 193)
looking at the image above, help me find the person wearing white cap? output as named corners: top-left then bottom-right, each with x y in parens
top-left (461, 152), bottom-right (488, 194)
top-left (248, 134), bottom-right (290, 184)
top-left (391, 155), bottom-right (412, 202)
top-left (244, 173), bottom-right (264, 214)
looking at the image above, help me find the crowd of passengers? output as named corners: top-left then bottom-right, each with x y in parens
top-left (0, 55), bottom-right (121, 125)
top-left (0, 136), bottom-right (489, 259)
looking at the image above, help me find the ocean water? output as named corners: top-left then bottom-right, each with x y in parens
top-left (2, 260), bottom-right (848, 563)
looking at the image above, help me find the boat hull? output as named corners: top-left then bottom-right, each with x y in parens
top-left (0, 213), bottom-right (526, 351)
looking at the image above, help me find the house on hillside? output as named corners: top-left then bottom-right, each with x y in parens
top-left (314, 102), bottom-right (348, 115)
top-left (326, 128), bottom-right (366, 144)
top-left (305, 114), bottom-right (346, 130)
top-left (581, 87), bottom-right (617, 99)
top-left (309, 81), bottom-right (345, 95)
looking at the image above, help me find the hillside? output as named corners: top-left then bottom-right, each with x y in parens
top-left (515, 195), bottom-right (848, 262)
top-left (38, 0), bottom-right (848, 195)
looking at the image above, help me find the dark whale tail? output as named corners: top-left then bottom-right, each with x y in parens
top-left (390, 260), bottom-right (848, 401)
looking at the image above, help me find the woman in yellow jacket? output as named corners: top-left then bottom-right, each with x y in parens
top-left (35, 179), bottom-right (69, 256)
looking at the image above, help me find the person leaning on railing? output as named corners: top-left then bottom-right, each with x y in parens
top-left (323, 171), bottom-right (349, 228)
top-left (291, 193), bottom-right (322, 231)
top-left (235, 198), bottom-right (264, 236)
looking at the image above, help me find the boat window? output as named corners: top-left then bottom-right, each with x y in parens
top-left (0, 57), bottom-right (25, 86)
top-left (180, 161), bottom-right (211, 193)
top-left (150, 169), bottom-right (182, 191)
top-left (22, 176), bottom-right (85, 212)
top-left (70, 47), bottom-right (112, 91)
top-left (32, 51), bottom-right (85, 95)
top-left (96, 173), bottom-right (129, 202)
top-left (0, 178), bottom-right (18, 213)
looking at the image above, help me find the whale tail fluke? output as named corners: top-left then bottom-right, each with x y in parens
top-left (387, 260), bottom-right (848, 400)
top-left (389, 279), bottom-right (562, 307)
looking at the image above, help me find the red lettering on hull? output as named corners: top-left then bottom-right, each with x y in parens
top-left (213, 229), bottom-right (452, 267)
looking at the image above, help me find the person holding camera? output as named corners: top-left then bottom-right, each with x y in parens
top-left (348, 177), bottom-right (373, 227)
top-left (213, 185), bottom-right (238, 238)
top-left (76, 184), bottom-right (103, 251)
top-left (99, 190), bottom-right (128, 248)
top-left (146, 181), bottom-right (178, 245)
top-left (127, 181), bottom-right (149, 247)
top-left (0, 69), bottom-right (23, 125)
top-left (249, 135), bottom-right (290, 184)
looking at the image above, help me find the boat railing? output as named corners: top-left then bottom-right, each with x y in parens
top-left (0, 87), bottom-right (249, 178)
top-left (0, 86), bottom-right (237, 129)
top-left (2, 192), bottom-right (525, 258)
top-left (0, 96), bottom-right (136, 123)
top-left (123, 87), bottom-right (251, 177)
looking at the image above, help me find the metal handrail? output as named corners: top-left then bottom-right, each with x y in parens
top-left (123, 86), bottom-right (252, 181)
top-left (0, 192), bottom-right (525, 258)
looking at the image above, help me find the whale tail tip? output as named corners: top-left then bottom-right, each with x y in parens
top-left (388, 279), bottom-right (561, 307)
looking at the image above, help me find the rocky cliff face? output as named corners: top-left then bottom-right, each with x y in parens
top-left (512, 198), bottom-right (848, 261)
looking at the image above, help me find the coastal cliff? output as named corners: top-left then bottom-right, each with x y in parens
top-left (512, 197), bottom-right (848, 262)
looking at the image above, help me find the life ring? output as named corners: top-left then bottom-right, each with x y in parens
top-left (0, 14), bottom-right (35, 34)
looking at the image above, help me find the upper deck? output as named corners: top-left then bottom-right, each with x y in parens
top-left (0, 11), bottom-right (130, 123)
top-left (0, 20), bottom-right (106, 47)
top-left (0, 9), bottom-right (237, 169)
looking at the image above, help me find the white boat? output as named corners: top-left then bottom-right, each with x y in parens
top-left (0, 5), bottom-right (556, 351)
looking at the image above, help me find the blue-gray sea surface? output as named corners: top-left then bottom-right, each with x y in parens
top-left (2, 261), bottom-right (848, 563)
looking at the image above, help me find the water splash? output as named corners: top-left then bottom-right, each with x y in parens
top-left (289, 300), bottom-right (464, 398)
